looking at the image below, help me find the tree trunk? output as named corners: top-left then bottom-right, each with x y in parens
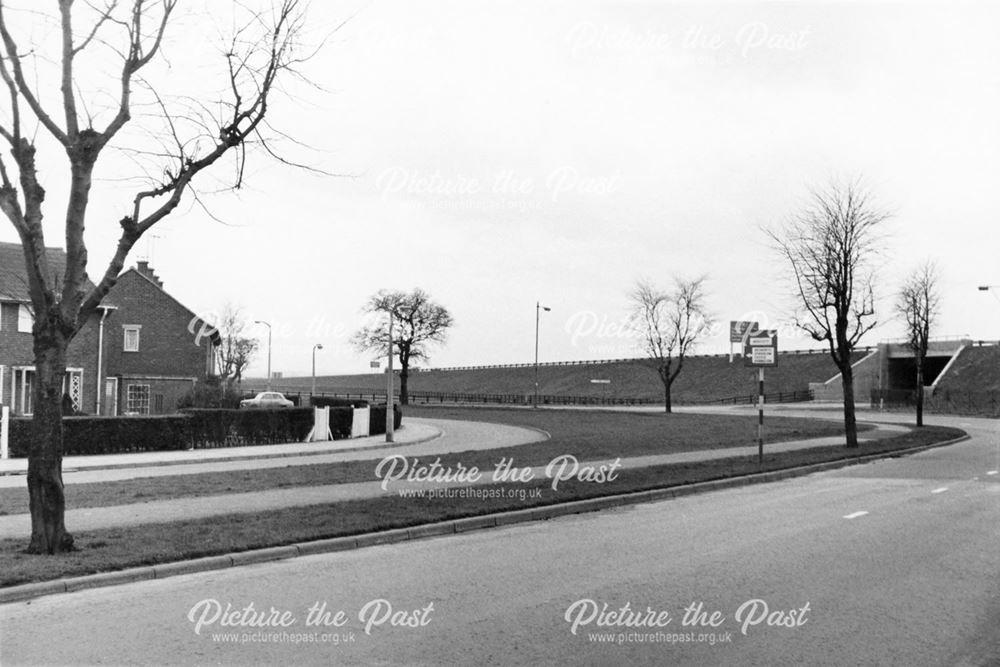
top-left (664, 380), bottom-right (672, 414)
top-left (26, 328), bottom-right (75, 554)
top-left (399, 365), bottom-right (409, 406)
top-left (915, 359), bottom-right (925, 427)
top-left (840, 363), bottom-right (859, 449)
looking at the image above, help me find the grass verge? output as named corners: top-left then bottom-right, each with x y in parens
top-left (0, 424), bottom-right (963, 588)
top-left (0, 409), bottom-right (870, 515)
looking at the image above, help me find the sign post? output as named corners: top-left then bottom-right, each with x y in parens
top-left (744, 330), bottom-right (778, 465)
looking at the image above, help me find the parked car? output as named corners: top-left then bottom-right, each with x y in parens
top-left (240, 392), bottom-right (294, 409)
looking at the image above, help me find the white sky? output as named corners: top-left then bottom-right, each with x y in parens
top-left (1, 0), bottom-right (998, 377)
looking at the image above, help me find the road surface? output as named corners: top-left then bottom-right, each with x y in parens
top-left (1, 411), bottom-right (997, 666)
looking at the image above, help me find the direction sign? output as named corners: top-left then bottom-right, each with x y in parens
top-left (730, 321), bottom-right (759, 343)
top-left (744, 329), bottom-right (778, 367)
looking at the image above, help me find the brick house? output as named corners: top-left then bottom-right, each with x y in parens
top-left (0, 242), bottom-right (219, 416)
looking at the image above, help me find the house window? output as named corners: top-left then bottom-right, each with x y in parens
top-left (17, 305), bottom-right (32, 333)
top-left (123, 325), bottom-right (141, 352)
top-left (126, 384), bottom-right (150, 414)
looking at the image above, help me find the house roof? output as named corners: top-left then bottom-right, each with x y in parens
top-left (1, 241), bottom-right (219, 344)
top-left (0, 241), bottom-right (72, 303)
top-left (124, 267), bottom-right (222, 346)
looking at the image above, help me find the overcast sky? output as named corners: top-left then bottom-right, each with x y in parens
top-left (2, 0), bottom-right (998, 377)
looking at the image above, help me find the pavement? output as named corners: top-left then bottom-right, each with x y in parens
top-left (0, 412), bottom-right (911, 538)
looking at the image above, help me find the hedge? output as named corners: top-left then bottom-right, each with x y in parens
top-left (5, 404), bottom-right (404, 457)
top-left (180, 408), bottom-right (315, 448)
top-left (7, 415), bottom-right (191, 457)
top-left (310, 396), bottom-right (369, 409)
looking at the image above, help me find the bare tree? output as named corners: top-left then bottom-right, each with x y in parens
top-left (897, 262), bottom-right (940, 427)
top-left (352, 289), bottom-right (454, 405)
top-left (0, 1), bottom-right (312, 554)
top-left (214, 304), bottom-right (259, 387)
top-left (630, 276), bottom-right (713, 413)
top-left (767, 180), bottom-right (889, 448)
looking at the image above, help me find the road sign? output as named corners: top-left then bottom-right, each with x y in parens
top-left (370, 360), bottom-right (381, 369)
top-left (730, 321), bottom-right (759, 343)
top-left (744, 330), bottom-right (778, 367)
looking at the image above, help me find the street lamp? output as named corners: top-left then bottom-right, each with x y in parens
top-left (254, 320), bottom-right (272, 391)
top-left (386, 312), bottom-right (394, 443)
top-left (311, 343), bottom-right (323, 396)
top-left (978, 285), bottom-right (1000, 306)
top-left (534, 301), bottom-right (551, 409)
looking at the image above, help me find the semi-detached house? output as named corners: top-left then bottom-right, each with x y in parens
top-left (0, 242), bottom-right (219, 416)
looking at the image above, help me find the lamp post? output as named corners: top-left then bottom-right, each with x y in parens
top-left (254, 320), bottom-right (272, 391)
top-left (534, 301), bottom-right (551, 409)
top-left (978, 285), bottom-right (1000, 304)
top-left (311, 343), bottom-right (323, 396)
top-left (386, 312), bottom-right (394, 443)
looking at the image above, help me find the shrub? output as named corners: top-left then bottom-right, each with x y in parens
top-left (5, 404), bottom-right (404, 458)
top-left (178, 383), bottom-right (244, 409)
top-left (369, 403), bottom-right (403, 435)
top-left (8, 415), bottom-right (190, 457)
top-left (181, 408), bottom-right (314, 447)
top-left (310, 396), bottom-right (369, 409)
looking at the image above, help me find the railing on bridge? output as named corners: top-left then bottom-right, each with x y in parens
top-left (706, 389), bottom-right (815, 406)
top-left (871, 388), bottom-right (1000, 417)
top-left (250, 387), bottom-right (817, 408)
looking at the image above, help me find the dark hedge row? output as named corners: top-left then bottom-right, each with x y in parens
top-left (5, 404), bottom-right (403, 457)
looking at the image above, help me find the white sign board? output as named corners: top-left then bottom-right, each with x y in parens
top-left (744, 330), bottom-right (778, 367)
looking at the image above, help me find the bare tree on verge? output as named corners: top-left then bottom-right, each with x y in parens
top-left (897, 262), bottom-right (940, 427)
top-left (214, 304), bottom-right (259, 387)
top-left (767, 180), bottom-right (888, 448)
top-left (0, 1), bottom-right (313, 554)
top-left (630, 276), bottom-right (713, 413)
top-left (352, 289), bottom-right (454, 405)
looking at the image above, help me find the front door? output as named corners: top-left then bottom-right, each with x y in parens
top-left (103, 377), bottom-right (119, 416)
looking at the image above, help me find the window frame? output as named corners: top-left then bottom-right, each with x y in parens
top-left (126, 383), bottom-right (151, 415)
top-left (17, 304), bottom-right (33, 333)
top-left (123, 325), bottom-right (142, 352)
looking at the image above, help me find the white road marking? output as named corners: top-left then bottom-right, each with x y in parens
top-left (843, 511), bottom-right (869, 519)
top-left (987, 471), bottom-right (998, 476)
top-left (931, 487), bottom-right (948, 494)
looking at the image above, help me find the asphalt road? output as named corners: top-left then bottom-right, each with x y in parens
top-left (1, 411), bottom-right (997, 666)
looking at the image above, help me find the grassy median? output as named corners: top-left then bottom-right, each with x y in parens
top-left (0, 419), bottom-right (963, 588)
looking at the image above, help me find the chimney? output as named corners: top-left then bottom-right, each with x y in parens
top-left (136, 260), bottom-right (164, 289)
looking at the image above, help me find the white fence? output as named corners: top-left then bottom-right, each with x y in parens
top-left (1, 405), bottom-right (9, 459)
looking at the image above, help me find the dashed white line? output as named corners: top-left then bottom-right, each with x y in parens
top-left (931, 487), bottom-right (948, 494)
top-left (987, 471), bottom-right (998, 476)
top-left (843, 511), bottom-right (869, 520)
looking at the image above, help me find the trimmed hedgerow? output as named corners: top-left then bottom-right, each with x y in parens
top-left (310, 396), bottom-right (369, 409)
top-left (5, 404), bottom-right (404, 457)
top-left (370, 403), bottom-right (403, 434)
top-left (8, 415), bottom-right (191, 457)
top-left (180, 408), bottom-right (315, 448)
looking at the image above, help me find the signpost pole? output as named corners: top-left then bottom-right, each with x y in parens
top-left (757, 367), bottom-right (764, 466)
